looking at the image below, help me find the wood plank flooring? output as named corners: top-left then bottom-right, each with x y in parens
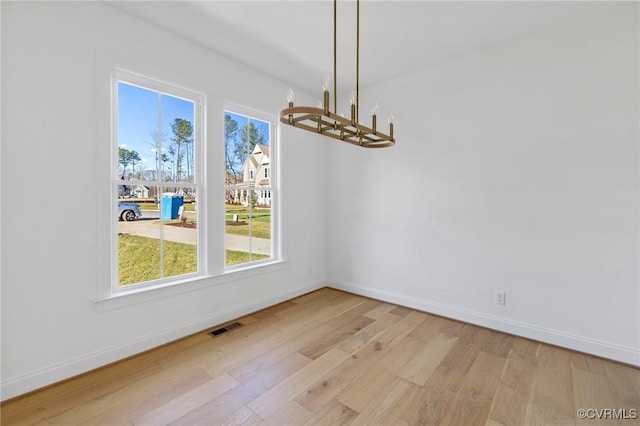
top-left (2, 288), bottom-right (639, 425)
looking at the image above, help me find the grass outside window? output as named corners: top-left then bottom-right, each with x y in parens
top-left (118, 234), bottom-right (267, 285)
top-left (225, 205), bottom-right (271, 240)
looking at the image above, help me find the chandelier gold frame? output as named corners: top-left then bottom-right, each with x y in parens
top-left (279, 0), bottom-right (395, 148)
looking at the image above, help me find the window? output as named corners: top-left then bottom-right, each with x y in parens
top-left (224, 109), bottom-right (275, 267)
top-left (264, 167), bottom-right (269, 178)
top-left (97, 63), bottom-right (283, 303)
top-left (112, 70), bottom-right (204, 290)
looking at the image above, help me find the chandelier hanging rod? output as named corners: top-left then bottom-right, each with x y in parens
top-left (333, 0), bottom-right (337, 115)
top-left (355, 0), bottom-right (359, 123)
top-left (279, 0), bottom-right (395, 148)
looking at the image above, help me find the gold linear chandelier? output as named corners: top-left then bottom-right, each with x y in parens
top-left (279, 0), bottom-right (395, 148)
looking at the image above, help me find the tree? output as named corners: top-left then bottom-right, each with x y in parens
top-left (167, 145), bottom-right (176, 181)
top-left (239, 121), bottom-right (267, 159)
top-left (184, 139), bottom-right (193, 181)
top-left (170, 118), bottom-right (193, 182)
top-left (161, 152), bottom-right (170, 178)
top-left (148, 129), bottom-right (167, 180)
top-left (118, 147), bottom-right (131, 177)
top-left (140, 167), bottom-right (157, 181)
top-left (228, 120), bottom-right (268, 183)
top-left (224, 114), bottom-right (240, 183)
top-left (118, 147), bottom-right (141, 178)
top-left (128, 150), bottom-right (141, 178)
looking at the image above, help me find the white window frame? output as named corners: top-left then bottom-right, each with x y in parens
top-left (223, 104), bottom-right (281, 271)
top-left (110, 69), bottom-right (206, 294)
top-left (94, 57), bottom-right (285, 308)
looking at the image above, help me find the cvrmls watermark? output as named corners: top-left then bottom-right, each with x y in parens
top-left (577, 408), bottom-right (637, 420)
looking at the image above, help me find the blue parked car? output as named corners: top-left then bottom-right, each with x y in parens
top-left (118, 202), bottom-right (142, 221)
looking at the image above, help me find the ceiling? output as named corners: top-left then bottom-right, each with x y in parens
top-left (108, 1), bottom-right (605, 96)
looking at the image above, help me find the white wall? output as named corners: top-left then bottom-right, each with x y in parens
top-left (328, 3), bottom-right (640, 365)
top-left (1, 1), bottom-right (327, 399)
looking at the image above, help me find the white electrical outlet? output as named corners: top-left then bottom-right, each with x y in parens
top-left (495, 291), bottom-right (506, 305)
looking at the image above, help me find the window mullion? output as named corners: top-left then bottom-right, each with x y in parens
top-left (157, 92), bottom-right (165, 280)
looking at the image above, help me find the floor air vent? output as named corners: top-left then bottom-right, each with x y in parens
top-left (208, 321), bottom-right (243, 337)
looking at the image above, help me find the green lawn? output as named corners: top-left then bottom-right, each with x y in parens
top-left (119, 234), bottom-right (268, 285)
top-left (225, 205), bottom-right (271, 239)
top-left (225, 250), bottom-right (269, 266)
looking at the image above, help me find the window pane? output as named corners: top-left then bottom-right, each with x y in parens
top-left (252, 191), bottom-right (272, 258)
top-left (117, 193), bottom-right (161, 285)
top-left (224, 110), bottom-right (272, 267)
top-left (117, 83), bottom-right (158, 180)
top-left (162, 95), bottom-right (196, 184)
top-left (224, 191), bottom-right (270, 266)
top-left (114, 77), bottom-right (200, 289)
top-left (225, 196), bottom-right (252, 266)
top-left (117, 82), bottom-right (195, 184)
top-left (161, 189), bottom-right (197, 278)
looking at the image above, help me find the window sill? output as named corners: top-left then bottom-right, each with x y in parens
top-left (93, 259), bottom-right (288, 311)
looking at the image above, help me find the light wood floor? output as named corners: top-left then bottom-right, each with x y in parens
top-left (2, 288), bottom-right (639, 425)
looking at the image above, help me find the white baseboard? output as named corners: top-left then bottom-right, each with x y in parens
top-left (0, 280), bottom-right (325, 401)
top-left (328, 279), bottom-right (640, 367)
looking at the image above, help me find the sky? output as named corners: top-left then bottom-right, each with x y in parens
top-left (117, 81), bottom-right (270, 180)
top-left (117, 81), bottom-right (195, 176)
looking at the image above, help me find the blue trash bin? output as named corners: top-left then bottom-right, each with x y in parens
top-left (161, 193), bottom-right (184, 220)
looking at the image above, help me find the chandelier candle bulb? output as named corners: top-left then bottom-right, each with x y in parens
top-left (323, 76), bottom-right (331, 115)
top-left (323, 76), bottom-right (331, 92)
top-left (286, 88), bottom-right (295, 124)
top-left (286, 88), bottom-right (295, 106)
